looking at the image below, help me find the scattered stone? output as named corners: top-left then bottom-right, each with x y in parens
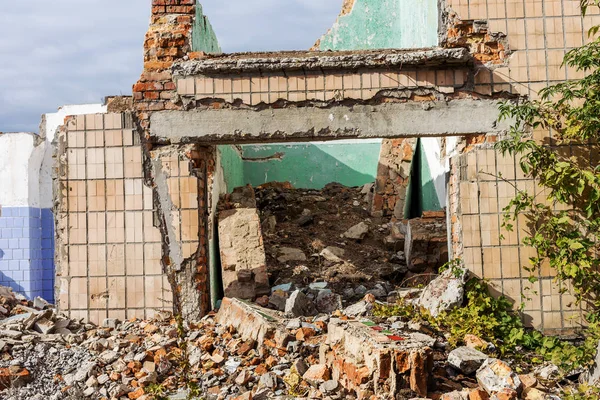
top-left (277, 247), bottom-right (307, 263)
top-left (343, 222), bottom-right (370, 240)
top-left (303, 364), bottom-right (330, 386)
top-left (448, 347), bottom-right (489, 375)
top-left (418, 266), bottom-right (468, 318)
top-left (476, 359), bottom-right (522, 395)
top-left (285, 290), bottom-right (317, 317)
top-left (315, 291), bottom-right (342, 314)
top-left (320, 379), bottom-right (338, 393)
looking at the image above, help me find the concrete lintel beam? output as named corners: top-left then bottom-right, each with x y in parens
top-left (173, 48), bottom-right (471, 75)
top-left (149, 99), bottom-right (508, 145)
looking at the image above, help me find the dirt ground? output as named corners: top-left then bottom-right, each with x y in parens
top-left (255, 182), bottom-right (408, 301)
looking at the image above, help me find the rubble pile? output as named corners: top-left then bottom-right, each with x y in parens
top-left (0, 282), bottom-right (582, 400)
top-left (220, 182), bottom-right (448, 310)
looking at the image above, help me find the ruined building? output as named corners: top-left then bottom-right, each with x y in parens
top-left (0, 0), bottom-right (598, 334)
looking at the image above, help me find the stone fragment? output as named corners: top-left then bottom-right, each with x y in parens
top-left (418, 266), bottom-right (468, 318)
top-left (343, 299), bottom-right (373, 317)
top-left (0, 367), bottom-right (32, 389)
top-left (465, 334), bottom-right (490, 350)
top-left (259, 372), bottom-right (277, 389)
top-left (219, 208), bottom-right (270, 299)
top-left (293, 359), bottom-right (309, 376)
top-left (522, 388), bottom-right (548, 400)
top-left (441, 391), bottom-right (469, 400)
top-left (268, 290), bottom-right (288, 311)
top-left (469, 388), bottom-right (490, 400)
top-left (235, 369), bottom-right (251, 386)
top-left (33, 317), bottom-right (55, 334)
top-left (0, 330), bottom-right (22, 339)
top-left (99, 350), bottom-right (119, 364)
top-left (448, 347), bottom-right (489, 375)
top-left (476, 359), bottom-right (522, 395)
top-left (519, 374), bottom-right (537, 390)
top-left (285, 290), bottom-right (317, 317)
top-left (343, 222), bottom-right (370, 240)
top-left (302, 364), bottom-right (330, 386)
top-left (492, 388), bottom-right (518, 400)
top-left (534, 364), bottom-right (559, 381)
top-left (320, 379), bottom-right (338, 393)
top-left (315, 290), bottom-right (342, 314)
top-left (102, 318), bottom-right (120, 329)
top-left (277, 247), bottom-right (307, 263)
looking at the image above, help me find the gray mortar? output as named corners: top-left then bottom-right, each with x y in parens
top-left (149, 99), bottom-right (510, 145)
top-left (173, 48), bottom-right (472, 75)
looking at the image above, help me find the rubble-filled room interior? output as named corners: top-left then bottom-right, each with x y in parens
top-left (213, 137), bottom-right (452, 311)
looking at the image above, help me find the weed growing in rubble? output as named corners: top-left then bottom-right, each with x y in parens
top-left (435, 279), bottom-right (524, 351)
top-left (375, 275), bottom-right (600, 372)
top-left (146, 383), bottom-right (168, 399)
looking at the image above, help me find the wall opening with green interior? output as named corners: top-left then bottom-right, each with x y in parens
top-left (209, 136), bottom-right (455, 307)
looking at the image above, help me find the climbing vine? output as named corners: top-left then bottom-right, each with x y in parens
top-left (496, 0), bottom-right (600, 324)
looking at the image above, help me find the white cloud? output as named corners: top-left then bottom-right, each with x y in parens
top-left (0, 0), bottom-right (342, 132)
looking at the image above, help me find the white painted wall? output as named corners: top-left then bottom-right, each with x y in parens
top-left (0, 133), bottom-right (44, 208)
top-left (40, 104), bottom-right (106, 208)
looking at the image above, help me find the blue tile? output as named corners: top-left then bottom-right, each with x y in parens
top-left (0, 239), bottom-right (7, 249)
top-left (18, 238), bottom-right (29, 249)
top-left (8, 260), bottom-right (20, 271)
top-left (7, 270), bottom-right (23, 281)
top-left (2, 250), bottom-right (11, 260)
top-left (42, 249), bottom-right (54, 260)
top-left (12, 249), bottom-right (23, 260)
top-left (18, 208), bottom-right (29, 218)
top-left (42, 269), bottom-right (54, 281)
top-left (1, 208), bottom-right (12, 217)
top-left (42, 260), bottom-right (54, 271)
top-left (8, 239), bottom-right (19, 249)
top-left (13, 218), bottom-right (24, 228)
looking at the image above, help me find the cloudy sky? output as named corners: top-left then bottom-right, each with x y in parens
top-left (0, 0), bottom-right (342, 132)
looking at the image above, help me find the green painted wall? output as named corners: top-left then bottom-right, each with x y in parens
top-left (218, 145), bottom-right (244, 192)
top-left (217, 141), bottom-right (382, 192)
top-left (318, 0), bottom-right (438, 51)
top-left (405, 139), bottom-right (443, 218)
top-left (192, 4), bottom-right (222, 53)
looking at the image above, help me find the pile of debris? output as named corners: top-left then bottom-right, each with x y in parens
top-left (218, 183), bottom-right (448, 312)
top-left (0, 271), bottom-right (575, 400)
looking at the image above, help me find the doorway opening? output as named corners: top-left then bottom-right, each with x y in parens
top-left (210, 137), bottom-right (456, 310)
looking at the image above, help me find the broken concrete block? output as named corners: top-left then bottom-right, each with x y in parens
top-left (268, 290), bottom-right (288, 311)
top-left (418, 266), bottom-right (467, 318)
top-left (277, 247), bottom-right (307, 263)
top-left (215, 298), bottom-right (285, 348)
top-left (33, 318), bottom-right (55, 334)
top-left (448, 346), bottom-right (489, 375)
top-left (320, 247), bottom-right (344, 263)
top-left (324, 318), bottom-right (433, 398)
top-left (476, 359), bottom-right (522, 396)
top-left (343, 222), bottom-right (370, 240)
top-left (441, 391), bottom-right (469, 400)
top-left (302, 364), bottom-right (330, 387)
top-left (218, 208), bottom-right (270, 300)
top-left (285, 290), bottom-right (317, 317)
top-left (315, 290), bottom-right (342, 314)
